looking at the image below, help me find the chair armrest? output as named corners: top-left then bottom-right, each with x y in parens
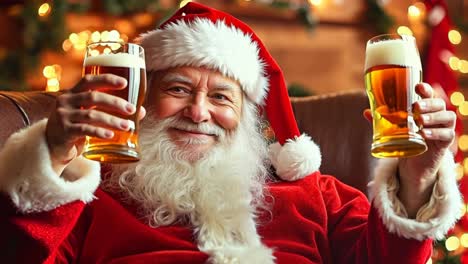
top-left (290, 90), bottom-right (376, 195)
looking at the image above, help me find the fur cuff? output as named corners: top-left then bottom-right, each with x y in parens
top-left (268, 134), bottom-right (321, 181)
top-left (0, 119), bottom-right (101, 213)
top-left (369, 151), bottom-right (463, 241)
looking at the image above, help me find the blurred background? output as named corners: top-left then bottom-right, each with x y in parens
top-left (0, 0), bottom-right (467, 263)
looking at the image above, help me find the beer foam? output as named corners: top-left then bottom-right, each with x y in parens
top-left (84, 53), bottom-right (146, 69)
top-left (365, 38), bottom-right (422, 72)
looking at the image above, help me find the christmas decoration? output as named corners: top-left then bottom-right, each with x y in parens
top-left (421, 0), bottom-right (467, 263)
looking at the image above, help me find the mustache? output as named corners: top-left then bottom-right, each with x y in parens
top-left (166, 117), bottom-right (226, 137)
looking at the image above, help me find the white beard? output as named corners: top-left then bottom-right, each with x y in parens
top-left (105, 101), bottom-right (276, 263)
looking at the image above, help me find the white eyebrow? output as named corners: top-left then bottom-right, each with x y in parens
top-left (162, 73), bottom-right (193, 85)
top-left (213, 82), bottom-right (239, 91)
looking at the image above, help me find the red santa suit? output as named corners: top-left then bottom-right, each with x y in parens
top-left (0, 120), bottom-right (461, 264)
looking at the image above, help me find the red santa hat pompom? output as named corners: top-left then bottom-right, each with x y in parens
top-left (137, 2), bottom-right (321, 181)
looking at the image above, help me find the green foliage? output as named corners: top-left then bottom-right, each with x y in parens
top-left (288, 83), bottom-right (313, 97)
top-left (102, 0), bottom-right (160, 15)
top-left (365, 0), bottom-right (395, 34)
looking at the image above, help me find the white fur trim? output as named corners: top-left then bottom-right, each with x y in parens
top-left (0, 119), bottom-right (101, 213)
top-left (369, 151), bottom-right (463, 241)
top-left (268, 134), bottom-right (321, 181)
top-left (205, 244), bottom-right (275, 264)
top-left (138, 18), bottom-right (268, 104)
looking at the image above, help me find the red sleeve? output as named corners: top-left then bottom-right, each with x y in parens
top-left (321, 175), bottom-right (433, 264)
top-left (0, 194), bottom-right (87, 264)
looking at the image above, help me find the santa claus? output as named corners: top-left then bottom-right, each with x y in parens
top-left (0, 2), bottom-right (462, 264)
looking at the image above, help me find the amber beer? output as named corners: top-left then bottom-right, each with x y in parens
top-left (364, 35), bottom-right (427, 158)
top-left (82, 48), bottom-right (146, 163)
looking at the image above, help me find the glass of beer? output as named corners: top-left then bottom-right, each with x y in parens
top-left (82, 41), bottom-right (146, 163)
top-left (364, 34), bottom-right (427, 158)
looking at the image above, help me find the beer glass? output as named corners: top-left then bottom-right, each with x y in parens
top-left (82, 41), bottom-right (146, 163)
top-left (364, 34), bottom-right (427, 158)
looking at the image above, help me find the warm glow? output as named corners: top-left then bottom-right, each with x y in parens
top-left (449, 56), bottom-right (460, 70)
top-left (461, 234), bottom-right (468, 247)
top-left (120, 34), bottom-right (129, 43)
top-left (408, 5), bottom-right (421, 18)
top-left (446, 236), bottom-right (460, 251)
top-left (448, 30), bottom-right (462, 45)
top-left (133, 13), bottom-right (153, 27)
top-left (180, 0), bottom-right (192, 7)
top-left (78, 31), bottom-right (90, 42)
top-left (459, 135), bottom-right (468, 151)
top-left (456, 163), bottom-right (464, 181)
top-left (90, 49), bottom-right (100, 57)
top-left (464, 158), bottom-right (468, 174)
top-left (110, 43), bottom-right (122, 51)
top-left (91, 31), bottom-right (101, 43)
top-left (38, 3), bottom-right (51, 17)
top-left (62, 39), bottom-right (72, 51)
top-left (116, 20), bottom-right (133, 35)
top-left (75, 43), bottom-right (86, 51)
top-left (47, 78), bottom-right (59, 87)
top-left (461, 203), bottom-right (467, 216)
top-left (460, 60), bottom-right (468, 74)
top-left (103, 48), bottom-right (111, 54)
top-left (450, 92), bottom-right (464, 106)
top-left (309, 0), bottom-right (322, 6)
top-left (459, 102), bottom-right (468, 116)
top-left (42, 66), bottom-right (55, 78)
top-left (109, 30), bottom-right (120, 41)
top-left (397, 26), bottom-right (413, 36)
top-left (100, 31), bottom-right (110, 42)
top-left (69, 33), bottom-right (79, 44)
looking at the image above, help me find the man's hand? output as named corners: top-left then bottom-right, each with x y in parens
top-left (364, 82), bottom-right (456, 218)
top-left (45, 74), bottom-right (146, 175)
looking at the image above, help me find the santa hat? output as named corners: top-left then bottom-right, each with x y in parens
top-left (138, 2), bottom-right (321, 181)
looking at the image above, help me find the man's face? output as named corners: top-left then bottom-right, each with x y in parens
top-left (147, 66), bottom-right (244, 155)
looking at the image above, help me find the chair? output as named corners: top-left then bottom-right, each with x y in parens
top-left (0, 90), bottom-right (375, 195)
top-left (290, 90), bottom-right (375, 195)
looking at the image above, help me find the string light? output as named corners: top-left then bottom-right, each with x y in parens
top-left (460, 60), bottom-right (468, 74)
top-left (459, 102), bottom-right (468, 116)
top-left (63, 30), bottom-right (125, 53)
top-left (43, 64), bottom-right (62, 91)
top-left (450, 92), bottom-right (464, 106)
top-left (459, 135), bottom-right (468, 151)
top-left (408, 5), bottom-right (421, 18)
top-left (448, 30), bottom-right (462, 45)
top-left (38, 3), bottom-right (51, 17)
top-left (449, 56), bottom-right (460, 71)
top-left (446, 236), bottom-right (460, 251)
top-left (397, 26), bottom-right (413, 36)
top-left (308, 0), bottom-right (322, 6)
top-left (461, 234), bottom-right (468, 248)
top-left (464, 157), bottom-right (468, 174)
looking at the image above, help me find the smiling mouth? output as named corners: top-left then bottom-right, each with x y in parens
top-left (171, 128), bottom-right (216, 137)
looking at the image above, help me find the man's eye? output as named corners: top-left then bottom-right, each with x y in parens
top-left (168, 87), bottom-right (189, 94)
top-left (212, 93), bottom-right (229, 101)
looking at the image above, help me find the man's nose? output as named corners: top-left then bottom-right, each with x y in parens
top-left (183, 94), bottom-right (211, 123)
